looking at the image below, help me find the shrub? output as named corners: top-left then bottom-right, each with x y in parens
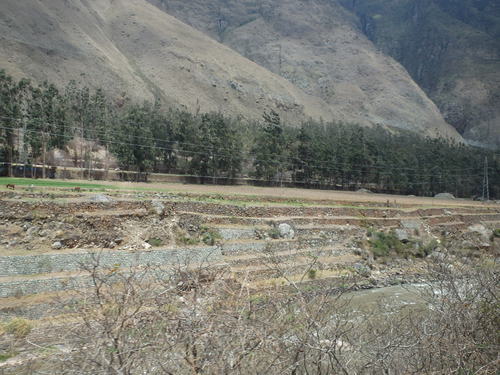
top-left (493, 229), bottom-right (500, 238)
top-left (268, 227), bottom-right (280, 239)
top-left (368, 230), bottom-right (411, 259)
top-left (200, 227), bottom-right (222, 246)
top-left (178, 236), bottom-right (200, 246)
top-left (147, 238), bottom-right (163, 247)
top-left (307, 269), bottom-right (317, 280)
top-left (4, 318), bottom-right (33, 338)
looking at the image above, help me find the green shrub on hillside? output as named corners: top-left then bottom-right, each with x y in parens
top-left (368, 231), bottom-right (407, 258)
top-left (147, 238), bottom-right (164, 247)
top-left (200, 226), bottom-right (222, 246)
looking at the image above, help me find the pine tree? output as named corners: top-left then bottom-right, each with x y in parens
top-left (253, 110), bottom-right (287, 184)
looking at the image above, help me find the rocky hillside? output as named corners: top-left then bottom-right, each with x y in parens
top-left (339, 0), bottom-right (500, 147)
top-left (147, 0), bottom-right (460, 139)
top-left (0, 0), bottom-right (463, 139)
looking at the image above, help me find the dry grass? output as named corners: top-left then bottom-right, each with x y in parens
top-left (36, 178), bottom-right (495, 209)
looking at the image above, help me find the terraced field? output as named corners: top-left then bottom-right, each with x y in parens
top-left (0, 181), bottom-right (499, 371)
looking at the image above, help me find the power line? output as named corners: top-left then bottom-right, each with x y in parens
top-left (0, 116), bottom-right (491, 175)
top-left (0, 125), bottom-right (488, 179)
top-left (0, 114), bottom-right (487, 172)
top-left (0, 161), bottom-right (476, 189)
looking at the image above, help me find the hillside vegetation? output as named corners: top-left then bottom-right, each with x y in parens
top-left (1, 72), bottom-right (498, 198)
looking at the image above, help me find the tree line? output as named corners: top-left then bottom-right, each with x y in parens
top-left (0, 70), bottom-right (498, 198)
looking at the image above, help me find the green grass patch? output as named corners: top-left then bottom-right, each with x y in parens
top-left (368, 231), bottom-right (403, 258)
top-left (147, 238), bottom-right (164, 247)
top-left (178, 236), bottom-right (200, 246)
top-left (0, 351), bottom-right (17, 362)
top-left (0, 177), bottom-right (113, 190)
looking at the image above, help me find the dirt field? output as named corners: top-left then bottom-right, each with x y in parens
top-left (40, 178), bottom-right (497, 208)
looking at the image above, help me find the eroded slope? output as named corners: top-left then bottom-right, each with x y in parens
top-left (148, 0), bottom-right (461, 139)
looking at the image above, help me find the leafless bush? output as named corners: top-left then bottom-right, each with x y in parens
top-left (39, 256), bottom-right (498, 375)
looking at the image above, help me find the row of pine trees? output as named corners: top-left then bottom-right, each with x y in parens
top-left (0, 70), bottom-right (498, 198)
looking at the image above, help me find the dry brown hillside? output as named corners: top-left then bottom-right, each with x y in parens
top-left (148, 0), bottom-right (461, 139)
top-left (0, 0), bottom-right (460, 139)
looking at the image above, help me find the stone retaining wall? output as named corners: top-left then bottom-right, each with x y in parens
top-left (0, 246), bottom-right (221, 277)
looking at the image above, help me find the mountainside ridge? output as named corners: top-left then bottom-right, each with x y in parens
top-left (147, 0), bottom-right (461, 139)
top-left (0, 0), bottom-right (463, 140)
top-left (338, 0), bottom-right (500, 147)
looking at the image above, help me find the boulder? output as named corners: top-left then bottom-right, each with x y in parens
top-left (26, 226), bottom-right (39, 236)
top-left (467, 224), bottom-right (492, 242)
top-left (434, 193), bottom-right (455, 200)
top-left (278, 223), bottom-right (295, 239)
top-left (89, 194), bottom-right (114, 203)
top-left (401, 220), bottom-right (423, 233)
top-left (356, 188), bottom-right (372, 194)
top-left (394, 229), bottom-right (409, 243)
top-left (151, 200), bottom-right (166, 216)
top-left (51, 241), bottom-right (63, 250)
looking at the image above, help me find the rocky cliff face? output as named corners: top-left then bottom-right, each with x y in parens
top-left (0, 0), bottom-right (466, 140)
top-left (339, 0), bottom-right (500, 147)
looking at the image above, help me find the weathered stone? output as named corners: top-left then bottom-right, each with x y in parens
top-left (467, 224), bottom-right (492, 242)
top-left (434, 193), bottom-right (455, 199)
top-left (26, 226), bottom-right (39, 236)
top-left (356, 188), bottom-right (372, 194)
top-left (151, 200), bottom-right (166, 216)
top-left (278, 223), bottom-right (295, 239)
top-left (428, 251), bottom-right (446, 261)
top-left (353, 263), bottom-right (371, 276)
top-left (51, 241), bottom-right (63, 250)
top-left (394, 229), bottom-right (409, 243)
top-left (89, 194), bottom-right (114, 203)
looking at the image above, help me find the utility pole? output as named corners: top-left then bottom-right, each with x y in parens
top-left (482, 156), bottom-right (489, 201)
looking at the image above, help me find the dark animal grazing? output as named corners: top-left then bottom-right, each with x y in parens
top-left (6, 184), bottom-right (15, 190)
top-left (74, 187), bottom-right (81, 192)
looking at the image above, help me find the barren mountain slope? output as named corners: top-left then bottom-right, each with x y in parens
top-left (148, 0), bottom-right (461, 139)
top-left (0, 0), bottom-right (461, 139)
top-left (0, 0), bottom-right (335, 124)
